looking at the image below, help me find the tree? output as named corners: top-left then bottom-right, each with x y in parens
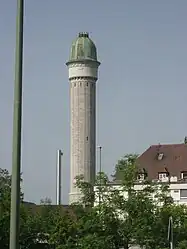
top-left (75, 154), bottom-right (183, 249)
top-left (0, 168), bottom-right (51, 249)
top-left (112, 153), bottom-right (139, 181)
top-left (19, 205), bottom-right (44, 249)
top-left (110, 154), bottom-right (187, 249)
top-left (111, 159), bottom-right (159, 249)
top-left (153, 203), bottom-right (187, 249)
top-left (49, 171), bottom-right (123, 249)
top-left (0, 168), bottom-right (21, 248)
top-left (2, 150), bottom-right (187, 249)
top-left (49, 207), bottom-right (78, 249)
top-left (76, 206), bottom-right (120, 249)
top-left (73, 174), bottom-right (95, 207)
top-left (43, 151), bottom-right (187, 249)
top-left (176, 240), bottom-right (187, 249)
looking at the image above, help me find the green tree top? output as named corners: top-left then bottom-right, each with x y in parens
top-left (112, 153), bottom-right (139, 181)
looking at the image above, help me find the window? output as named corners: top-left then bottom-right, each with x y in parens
top-left (175, 155), bottom-right (181, 161)
top-left (74, 82), bottom-right (76, 87)
top-left (180, 189), bottom-right (187, 198)
top-left (181, 172), bottom-right (187, 179)
top-left (137, 174), bottom-right (145, 181)
top-left (158, 173), bottom-right (167, 180)
top-left (157, 153), bottom-right (164, 160)
top-left (174, 190), bottom-right (179, 193)
top-left (86, 136), bottom-right (88, 141)
top-left (87, 82), bottom-right (88, 86)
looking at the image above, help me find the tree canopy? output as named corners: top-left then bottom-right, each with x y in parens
top-left (1, 154), bottom-right (187, 249)
top-left (112, 153), bottom-right (139, 181)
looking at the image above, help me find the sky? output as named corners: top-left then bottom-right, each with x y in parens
top-left (0, 0), bottom-right (187, 204)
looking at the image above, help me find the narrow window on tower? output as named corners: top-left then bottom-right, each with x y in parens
top-left (87, 82), bottom-right (88, 86)
top-left (74, 82), bottom-right (76, 87)
top-left (80, 82), bottom-right (82, 87)
top-left (86, 136), bottom-right (88, 141)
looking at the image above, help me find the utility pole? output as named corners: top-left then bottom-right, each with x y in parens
top-left (56, 150), bottom-right (63, 205)
top-left (9, 1), bottom-right (24, 249)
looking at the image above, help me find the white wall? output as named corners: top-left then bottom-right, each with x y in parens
top-left (94, 182), bottom-right (187, 206)
top-left (68, 62), bottom-right (99, 79)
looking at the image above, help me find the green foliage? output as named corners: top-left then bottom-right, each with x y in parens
top-left (73, 174), bottom-right (95, 207)
top-left (0, 168), bottom-right (53, 249)
top-left (0, 168), bottom-right (24, 248)
top-left (176, 240), bottom-right (187, 249)
top-left (49, 208), bottom-right (77, 249)
top-left (2, 152), bottom-right (187, 249)
top-left (112, 153), bottom-right (139, 181)
top-left (90, 154), bottom-right (187, 249)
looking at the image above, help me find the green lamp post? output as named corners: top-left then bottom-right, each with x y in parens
top-left (9, 1), bottom-right (24, 249)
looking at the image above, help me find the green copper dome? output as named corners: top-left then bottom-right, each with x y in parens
top-left (69, 32), bottom-right (98, 61)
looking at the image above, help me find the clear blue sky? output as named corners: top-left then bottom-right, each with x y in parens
top-left (0, 0), bottom-right (187, 204)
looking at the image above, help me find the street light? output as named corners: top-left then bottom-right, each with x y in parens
top-left (97, 146), bottom-right (102, 207)
top-left (9, 1), bottom-right (24, 249)
top-left (56, 149), bottom-right (63, 205)
top-left (97, 146), bottom-right (102, 174)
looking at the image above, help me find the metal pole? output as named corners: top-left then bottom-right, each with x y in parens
top-left (168, 216), bottom-right (174, 249)
top-left (170, 216), bottom-right (173, 249)
top-left (97, 146), bottom-right (102, 207)
top-left (56, 150), bottom-right (63, 205)
top-left (9, 1), bottom-right (24, 249)
top-left (99, 146), bottom-right (102, 174)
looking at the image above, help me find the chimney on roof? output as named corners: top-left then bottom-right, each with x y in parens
top-left (184, 137), bottom-right (187, 144)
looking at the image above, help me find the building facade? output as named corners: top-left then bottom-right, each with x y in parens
top-left (136, 139), bottom-right (187, 204)
top-left (137, 139), bottom-right (187, 182)
top-left (66, 32), bottom-right (100, 204)
top-left (94, 139), bottom-right (187, 205)
top-left (94, 182), bottom-right (187, 206)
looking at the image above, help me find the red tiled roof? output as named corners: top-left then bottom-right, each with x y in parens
top-left (137, 143), bottom-right (187, 179)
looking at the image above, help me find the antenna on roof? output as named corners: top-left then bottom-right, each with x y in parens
top-left (157, 143), bottom-right (161, 153)
top-left (164, 167), bottom-right (168, 173)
